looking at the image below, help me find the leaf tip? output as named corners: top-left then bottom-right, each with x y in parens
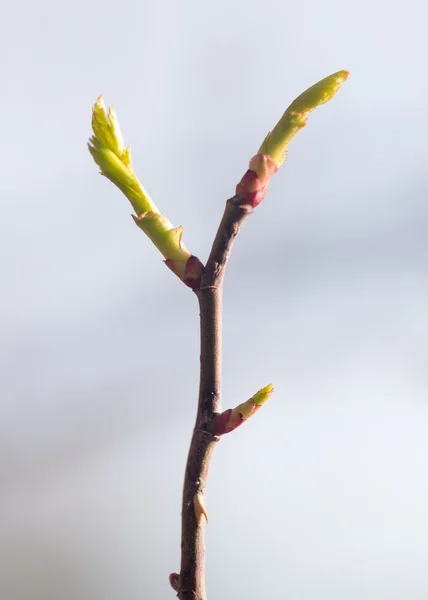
top-left (95, 94), bottom-right (105, 108)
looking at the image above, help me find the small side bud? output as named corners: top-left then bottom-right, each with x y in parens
top-left (252, 383), bottom-right (274, 406)
top-left (193, 492), bottom-right (209, 526)
top-left (169, 573), bottom-right (180, 592)
top-left (214, 383), bottom-right (274, 435)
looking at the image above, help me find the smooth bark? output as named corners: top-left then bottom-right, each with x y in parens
top-left (177, 198), bottom-right (253, 600)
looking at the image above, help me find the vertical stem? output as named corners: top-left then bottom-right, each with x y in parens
top-left (178, 198), bottom-right (253, 600)
top-left (196, 287), bottom-right (222, 422)
top-left (178, 287), bottom-right (222, 600)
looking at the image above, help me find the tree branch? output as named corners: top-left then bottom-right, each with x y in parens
top-left (88, 70), bottom-right (348, 600)
top-left (177, 197), bottom-right (253, 600)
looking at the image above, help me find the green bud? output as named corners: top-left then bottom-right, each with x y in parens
top-left (258, 70), bottom-right (349, 167)
top-left (88, 96), bottom-right (157, 216)
top-left (88, 96), bottom-right (202, 287)
top-left (252, 383), bottom-right (274, 406)
top-left (215, 383), bottom-right (274, 435)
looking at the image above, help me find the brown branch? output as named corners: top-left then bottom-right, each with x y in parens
top-left (176, 197), bottom-right (253, 600)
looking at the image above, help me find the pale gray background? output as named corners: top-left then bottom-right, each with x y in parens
top-left (1, 0), bottom-right (427, 598)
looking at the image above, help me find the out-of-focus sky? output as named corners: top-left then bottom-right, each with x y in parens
top-left (1, 1), bottom-right (427, 598)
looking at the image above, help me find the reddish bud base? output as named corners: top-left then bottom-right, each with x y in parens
top-left (169, 573), bottom-right (180, 592)
top-left (165, 255), bottom-right (203, 289)
top-left (236, 154), bottom-right (278, 207)
top-left (236, 170), bottom-right (268, 207)
top-left (184, 255), bottom-right (203, 289)
top-left (249, 154), bottom-right (278, 182)
top-left (214, 409), bottom-right (245, 435)
top-left (214, 409), bottom-right (232, 435)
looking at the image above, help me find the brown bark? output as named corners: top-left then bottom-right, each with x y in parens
top-left (177, 198), bottom-right (253, 600)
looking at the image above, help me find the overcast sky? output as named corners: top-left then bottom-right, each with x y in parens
top-left (1, 0), bottom-right (427, 599)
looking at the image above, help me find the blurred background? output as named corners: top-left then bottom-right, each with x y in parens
top-left (1, 0), bottom-right (427, 598)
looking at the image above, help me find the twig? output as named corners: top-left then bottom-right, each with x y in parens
top-left (177, 198), bottom-right (253, 600)
top-left (87, 71), bottom-right (349, 600)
